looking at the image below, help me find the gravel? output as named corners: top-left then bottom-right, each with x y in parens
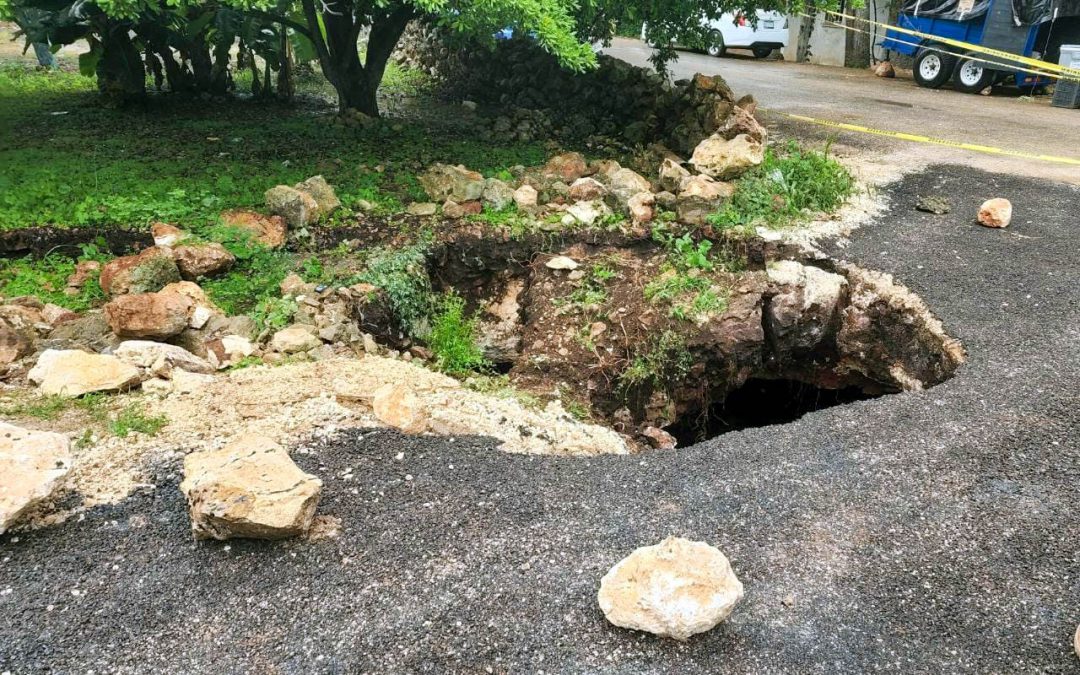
top-left (1, 165), bottom-right (1078, 673)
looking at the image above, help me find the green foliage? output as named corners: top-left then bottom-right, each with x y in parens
top-left (464, 374), bottom-right (542, 409)
top-left (644, 272), bottom-right (729, 322)
top-left (619, 330), bottom-right (693, 392)
top-left (0, 394), bottom-right (69, 420)
top-left (107, 403), bottom-right (168, 438)
top-left (0, 64), bottom-right (547, 231)
top-left (427, 292), bottom-right (489, 376)
top-left (0, 243), bottom-right (109, 311)
top-left (358, 239), bottom-right (433, 337)
top-left (708, 142), bottom-right (855, 231)
top-left (201, 245), bottom-right (292, 316)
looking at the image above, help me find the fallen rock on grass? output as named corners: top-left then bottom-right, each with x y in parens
top-left (99, 247), bottom-right (181, 297)
top-left (220, 210), bottom-right (287, 248)
top-left (597, 537), bottom-right (744, 641)
top-left (419, 163), bottom-right (485, 202)
top-left (171, 243), bottom-right (235, 280)
top-left (265, 185), bottom-right (319, 228)
top-left (28, 349), bottom-right (141, 397)
top-left (180, 434), bottom-right (322, 540)
top-left (0, 422), bottom-right (72, 534)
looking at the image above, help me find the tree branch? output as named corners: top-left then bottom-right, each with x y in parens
top-left (244, 9), bottom-right (314, 42)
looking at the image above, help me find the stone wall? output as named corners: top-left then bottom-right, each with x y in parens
top-left (391, 23), bottom-right (748, 156)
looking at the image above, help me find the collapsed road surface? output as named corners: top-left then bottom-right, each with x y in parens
top-left (1, 166), bottom-right (1079, 673)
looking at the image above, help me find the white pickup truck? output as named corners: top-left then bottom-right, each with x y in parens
top-left (643, 11), bottom-right (789, 59)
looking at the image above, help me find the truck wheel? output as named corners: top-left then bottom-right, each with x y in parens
top-left (707, 30), bottom-right (726, 57)
top-left (752, 45), bottom-right (774, 59)
top-left (952, 55), bottom-right (995, 93)
top-left (913, 47), bottom-right (956, 88)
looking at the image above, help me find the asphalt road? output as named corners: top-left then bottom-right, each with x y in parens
top-left (1, 166), bottom-right (1078, 673)
top-left (603, 38), bottom-right (1080, 185)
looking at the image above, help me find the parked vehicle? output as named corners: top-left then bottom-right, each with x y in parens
top-left (642, 11), bottom-right (789, 58)
top-left (882, 0), bottom-right (1080, 93)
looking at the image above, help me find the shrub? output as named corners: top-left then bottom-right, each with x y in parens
top-left (357, 240), bottom-right (433, 337)
top-left (427, 293), bottom-right (489, 376)
top-left (709, 141), bottom-right (855, 231)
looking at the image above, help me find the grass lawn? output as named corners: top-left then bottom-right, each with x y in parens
top-left (0, 58), bottom-right (548, 231)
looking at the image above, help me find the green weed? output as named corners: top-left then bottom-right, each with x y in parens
top-left (708, 141), bottom-right (854, 231)
top-left (357, 239), bottom-right (433, 337)
top-left (427, 292), bottom-right (489, 376)
top-left (108, 403), bottom-right (168, 438)
top-left (619, 330), bottom-right (693, 392)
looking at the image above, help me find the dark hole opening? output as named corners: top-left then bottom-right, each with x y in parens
top-left (666, 378), bottom-right (883, 447)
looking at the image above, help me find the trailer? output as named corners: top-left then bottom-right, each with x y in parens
top-left (882, 0), bottom-right (1080, 93)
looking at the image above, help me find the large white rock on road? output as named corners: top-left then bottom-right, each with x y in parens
top-left (180, 434), bottom-right (322, 540)
top-left (0, 422), bottom-right (72, 533)
top-left (597, 536), bottom-right (744, 640)
top-left (28, 349), bottom-right (142, 397)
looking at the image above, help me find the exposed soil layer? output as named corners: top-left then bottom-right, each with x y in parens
top-left (356, 226), bottom-right (964, 447)
top-left (0, 226), bottom-right (152, 259)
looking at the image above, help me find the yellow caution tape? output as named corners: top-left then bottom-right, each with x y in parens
top-left (760, 108), bottom-right (1080, 166)
top-left (801, 13), bottom-right (1063, 80)
top-left (823, 9), bottom-right (1080, 80)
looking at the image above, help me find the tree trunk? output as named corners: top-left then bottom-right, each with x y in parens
top-left (95, 19), bottom-right (146, 104)
top-left (796, 5), bottom-right (817, 63)
top-left (299, 0), bottom-right (413, 116)
top-left (277, 26), bottom-right (295, 101)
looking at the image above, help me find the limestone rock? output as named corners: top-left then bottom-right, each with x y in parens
top-left (598, 537), bottom-right (744, 641)
top-left (99, 247), bottom-right (181, 297)
top-left (978, 198), bottom-right (1012, 228)
top-left (0, 322), bottom-right (33, 365)
top-left (607, 168), bottom-right (652, 209)
top-left (114, 340), bottom-right (215, 375)
top-left (372, 382), bottom-right (427, 434)
top-left (418, 163), bottom-right (485, 202)
top-left (406, 202), bottom-right (438, 217)
top-left (294, 175), bottom-right (341, 217)
top-left (545, 256), bottom-right (579, 271)
top-left (482, 178), bottom-right (516, 211)
top-left (150, 222), bottom-right (188, 247)
top-left (0, 422), bottom-right (72, 533)
top-left (717, 105), bottom-right (767, 145)
top-left (220, 209), bottom-right (287, 249)
top-left (443, 200), bottom-right (483, 219)
top-left (690, 133), bottom-right (764, 180)
top-left (569, 177), bottom-right (607, 203)
top-left (206, 334), bottom-right (256, 369)
top-left (659, 158), bottom-right (691, 193)
top-left (628, 192), bottom-right (656, 225)
top-left (568, 200), bottom-right (612, 227)
top-left (270, 324), bottom-right (320, 354)
top-left (159, 281), bottom-right (222, 330)
top-left (541, 152), bottom-right (589, 182)
top-left (65, 260), bottom-right (101, 294)
top-left (916, 196), bottom-right (951, 215)
top-left (41, 303), bottom-right (78, 327)
top-left (28, 349), bottom-right (141, 397)
top-left (873, 61), bottom-right (896, 78)
top-left (104, 291), bottom-right (192, 339)
top-left (171, 243), bottom-right (235, 280)
top-left (265, 185), bottom-right (319, 229)
top-left (180, 434), bottom-right (322, 540)
top-left (766, 261), bottom-right (847, 356)
top-left (676, 175), bottom-right (735, 226)
top-left (513, 184), bottom-right (539, 209)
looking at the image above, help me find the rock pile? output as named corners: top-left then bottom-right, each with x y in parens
top-left (393, 26), bottom-right (753, 155)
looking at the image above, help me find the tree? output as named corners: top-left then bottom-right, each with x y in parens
top-left (289, 0), bottom-right (597, 116)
